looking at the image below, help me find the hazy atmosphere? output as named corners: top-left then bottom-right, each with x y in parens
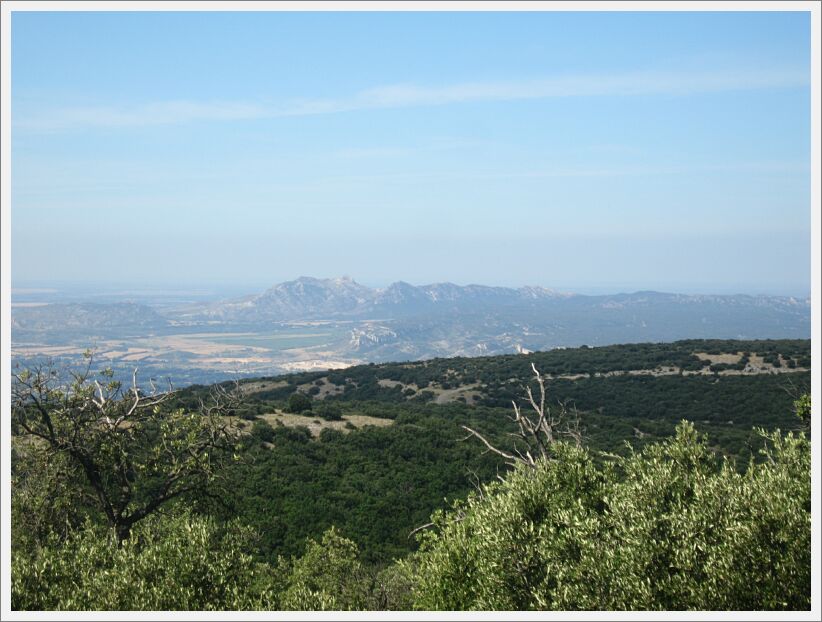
top-left (11, 11), bottom-right (811, 295)
top-left (6, 6), bottom-right (817, 616)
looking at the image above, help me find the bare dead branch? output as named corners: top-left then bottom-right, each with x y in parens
top-left (460, 364), bottom-right (584, 472)
top-left (408, 522), bottom-right (436, 539)
top-left (461, 425), bottom-right (518, 464)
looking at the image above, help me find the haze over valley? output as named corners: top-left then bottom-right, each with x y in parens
top-left (6, 8), bottom-right (815, 614)
top-left (12, 276), bottom-right (811, 386)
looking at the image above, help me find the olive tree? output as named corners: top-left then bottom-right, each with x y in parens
top-left (12, 355), bottom-right (243, 541)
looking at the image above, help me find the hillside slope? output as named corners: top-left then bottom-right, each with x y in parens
top-left (172, 339), bottom-right (810, 563)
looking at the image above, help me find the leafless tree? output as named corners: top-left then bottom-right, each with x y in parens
top-left (410, 364), bottom-right (584, 540)
top-left (461, 363), bottom-right (583, 469)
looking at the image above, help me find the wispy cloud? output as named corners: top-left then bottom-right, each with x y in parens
top-left (16, 100), bottom-right (267, 131)
top-left (283, 160), bottom-right (811, 188)
top-left (15, 67), bottom-right (809, 132)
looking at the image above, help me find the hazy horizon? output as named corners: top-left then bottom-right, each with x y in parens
top-left (10, 275), bottom-right (811, 300)
top-left (11, 11), bottom-right (811, 295)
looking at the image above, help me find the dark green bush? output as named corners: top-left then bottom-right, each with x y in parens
top-left (287, 392), bottom-right (313, 414)
top-left (251, 420), bottom-right (276, 444)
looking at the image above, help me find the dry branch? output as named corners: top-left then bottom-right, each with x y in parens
top-left (460, 364), bottom-right (584, 471)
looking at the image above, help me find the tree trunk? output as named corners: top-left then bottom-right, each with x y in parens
top-left (115, 522), bottom-right (132, 543)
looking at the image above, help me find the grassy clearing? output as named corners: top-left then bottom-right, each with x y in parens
top-left (242, 380), bottom-right (290, 395)
top-left (256, 411), bottom-right (393, 437)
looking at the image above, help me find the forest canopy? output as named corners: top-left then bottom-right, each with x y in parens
top-left (10, 340), bottom-right (812, 611)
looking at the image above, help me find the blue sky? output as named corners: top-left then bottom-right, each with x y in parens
top-left (11, 11), bottom-right (811, 295)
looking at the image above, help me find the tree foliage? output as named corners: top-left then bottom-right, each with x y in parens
top-left (12, 357), bottom-right (242, 540)
top-left (287, 392), bottom-right (313, 414)
top-left (11, 439), bottom-right (94, 550)
top-left (277, 527), bottom-right (370, 610)
top-left (11, 511), bottom-right (275, 611)
top-left (406, 422), bottom-right (811, 611)
top-left (10, 349), bottom-right (812, 611)
top-left (794, 393), bottom-right (811, 430)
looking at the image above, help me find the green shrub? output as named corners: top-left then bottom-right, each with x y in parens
top-left (314, 401), bottom-right (343, 421)
top-left (408, 423), bottom-right (810, 611)
top-left (287, 392), bottom-right (312, 414)
top-left (251, 420), bottom-right (276, 444)
top-left (11, 511), bottom-right (277, 611)
top-left (279, 527), bottom-right (370, 610)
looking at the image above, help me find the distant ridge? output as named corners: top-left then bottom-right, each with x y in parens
top-left (182, 276), bottom-right (587, 322)
top-left (178, 276), bottom-right (810, 326)
top-left (12, 277), bottom-right (810, 382)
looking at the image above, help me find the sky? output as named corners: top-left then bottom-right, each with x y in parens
top-left (10, 10), bottom-right (812, 296)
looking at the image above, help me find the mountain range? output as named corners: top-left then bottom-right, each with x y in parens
top-left (175, 276), bottom-right (810, 342)
top-left (11, 277), bottom-right (811, 381)
top-left (177, 276), bottom-right (577, 322)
